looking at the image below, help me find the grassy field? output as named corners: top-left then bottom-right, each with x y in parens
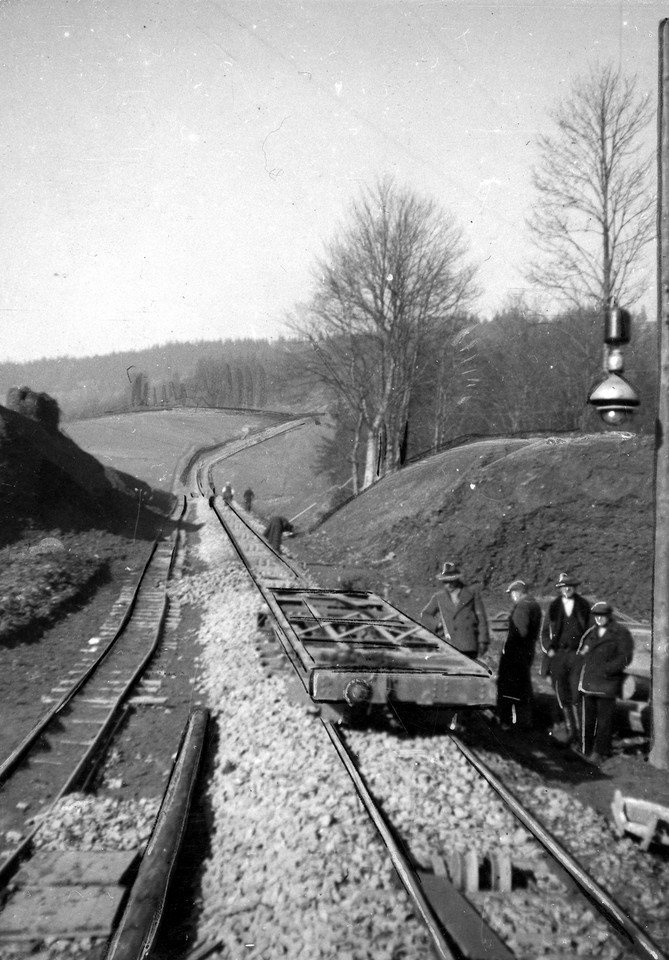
top-left (209, 417), bottom-right (342, 526)
top-left (67, 408), bottom-right (342, 529)
top-left (66, 409), bottom-right (284, 490)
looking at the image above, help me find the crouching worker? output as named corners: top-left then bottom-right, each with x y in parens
top-left (263, 515), bottom-right (294, 554)
top-left (420, 562), bottom-right (490, 660)
top-left (496, 579), bottom-right (542, 730)
top-left (576, 601), bottom-right (633, 765)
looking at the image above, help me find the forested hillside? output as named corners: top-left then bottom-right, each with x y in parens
top-left (0, 305), bottom-right (658, 501)
top-left (0, 338), bottom-right (324, 420)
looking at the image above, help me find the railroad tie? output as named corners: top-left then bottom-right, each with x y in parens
top-left (431, 849), bottom-right (514, 893)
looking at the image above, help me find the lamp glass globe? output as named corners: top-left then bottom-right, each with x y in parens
top-left (600, 408), bottom-right (628, 427)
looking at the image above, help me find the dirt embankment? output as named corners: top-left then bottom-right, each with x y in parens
top-left (0, 402), bottom-right (177, 640)
top-left (303, 433), bottom-right (654, 620)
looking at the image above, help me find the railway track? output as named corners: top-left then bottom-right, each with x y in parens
top-left (199, 453), bottom-right (669, 960)
top-left (0, 498), bottom-right (209, 958)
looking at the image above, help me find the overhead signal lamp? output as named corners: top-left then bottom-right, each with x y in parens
top-left (588, 372), bottom-right (640, 427)
top-left (587, 302), bottom-right (639, 427)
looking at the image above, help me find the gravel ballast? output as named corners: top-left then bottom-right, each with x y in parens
top-left (176, 499), bottom-right (669, 959)
top-left (179, 499), bottom-right (433, 959)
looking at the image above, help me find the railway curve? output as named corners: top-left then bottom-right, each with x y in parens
top-left (185, 438), bottom-right (669, 960)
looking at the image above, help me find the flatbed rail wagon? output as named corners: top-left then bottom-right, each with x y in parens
top-left (262, 586), bottom-right (496, 711)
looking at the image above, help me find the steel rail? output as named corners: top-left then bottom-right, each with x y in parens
top-left (0, 527), bottom-right (183, 890)
top-left (105, 707), bottom-right (209, 960)
top-left (210, 499), bottom-right (302, 586)
top-left (224, 499), bottom-right (303, 578)
top-left (167, 494), bottom-right (188, 576)
top-left (0, 538), bottom-right (159, 786)
top-left (451, 735), bottom-right (667, 960)
top-left (209, 499), bottom-right (315, 687)
top-left (183, 417), bottom-right (309, 486)
top-left (0, 497), bottom-right (187, 786)
top-left (322, 722), bottom-right (465, 960)
top-left (204, 461), bottom-right (512, 957)
top-left (212, 505), bottom-right (313, 672)
top-left (199, 440), bottom-right (664, 958)
top-left (0, 587), bottom-right (171, 889)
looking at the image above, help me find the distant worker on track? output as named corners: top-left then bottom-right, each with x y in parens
top-left (496, 579), bottom-right (542, 730)
top-left (243, 488), bottom-right (255, 512)
top-left (576, 601), bottom-right (633, 764)
top-left (420, 562), bottom-right (490, 660)
top-left (264, 515), bottom-right (294, 554)
top-left (541, 572), bottom-right (592, 744)
top-left (221, 481), bottom-right (234, 506)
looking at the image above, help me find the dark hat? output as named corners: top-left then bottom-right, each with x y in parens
top-left (506, 579), bottom-right (527, 593)
top-left (591, 601), bottom-right (613, 616)
top-left (555, 572), bottom-right (580, 588)
top-left (437, 562), bottom-right (463, 582)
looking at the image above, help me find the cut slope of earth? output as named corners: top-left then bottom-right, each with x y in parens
top-left (299, 432), bottom-right (654, 621)
top-left (0, 402), bottom-right (179, 640)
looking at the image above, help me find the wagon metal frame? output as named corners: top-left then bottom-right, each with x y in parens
top-left (264, 586), bottom-right (496, 709)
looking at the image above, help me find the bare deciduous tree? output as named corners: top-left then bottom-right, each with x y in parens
top-left (526, 64), bottom-right (654, 311)
top-left (293, 178), bottom-right (479, 489)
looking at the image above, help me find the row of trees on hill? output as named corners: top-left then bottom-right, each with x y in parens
top-left (294, 62), bottom-right (655, 494)
top-left (0, 338), bottom-right (314, 421)
top-left (126, 350), bottom-right (304, 412)
top-left (185, 357), bottom-right (268, 408)
top-left (129, 359), bottom-right (268, 410)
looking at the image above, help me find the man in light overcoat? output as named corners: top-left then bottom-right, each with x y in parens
top-left (421, 562), bottom-right (490, 659)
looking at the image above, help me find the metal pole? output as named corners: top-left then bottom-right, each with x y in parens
top-left (133, 490), bottom-right (143, 544)
top-left (650, 18), bottom-right (669, 769)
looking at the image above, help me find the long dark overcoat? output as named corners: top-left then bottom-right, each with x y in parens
top-left (577, 621), bottom-right (634, 699)
top-left (498, 594), bottom-right (542, 696)
top-left (263, 516), bottom-right (293, 553)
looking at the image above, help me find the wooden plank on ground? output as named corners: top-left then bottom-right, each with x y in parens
top-left (0, 885), bottom-right (126, 937)
top-left (14, 850), bottom-right (137, 887)
top-left (416, 872), bottom-right (514, 960)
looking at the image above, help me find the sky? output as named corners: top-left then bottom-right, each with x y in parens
top-left (0, 0), bottom-right (665, 363)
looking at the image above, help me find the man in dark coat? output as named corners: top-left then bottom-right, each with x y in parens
top-left (243, 488), bottom-right (255, 512)
top-left (496, 579), bottom-right (543, 729)
top-left (576, 601), bottom-right (633, 764)
top-left (541, 572), bottom-right (592, 743)
top-left (263, 516), bottom-right (293, 554)
top-left (420, 562), bottom-right (490, 659)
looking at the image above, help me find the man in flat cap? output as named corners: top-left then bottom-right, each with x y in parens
top-left (576, 601), bottom-right (633, 764)
top-left (496, 579), bottom-right (543, 729)
top-left (420, 562), bottom-right (490, 659)
top-left (541, 572), bottom-right (592, 744)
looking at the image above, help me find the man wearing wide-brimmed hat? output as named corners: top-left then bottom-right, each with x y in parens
top-left (420, 562), bottom-right (489, 659)
top-left (541, 572), bottom-right (592, 744)
top-left (575, 601), bottom-right (634, 763)
top-left (496, 579), bottom-right (542, 729)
